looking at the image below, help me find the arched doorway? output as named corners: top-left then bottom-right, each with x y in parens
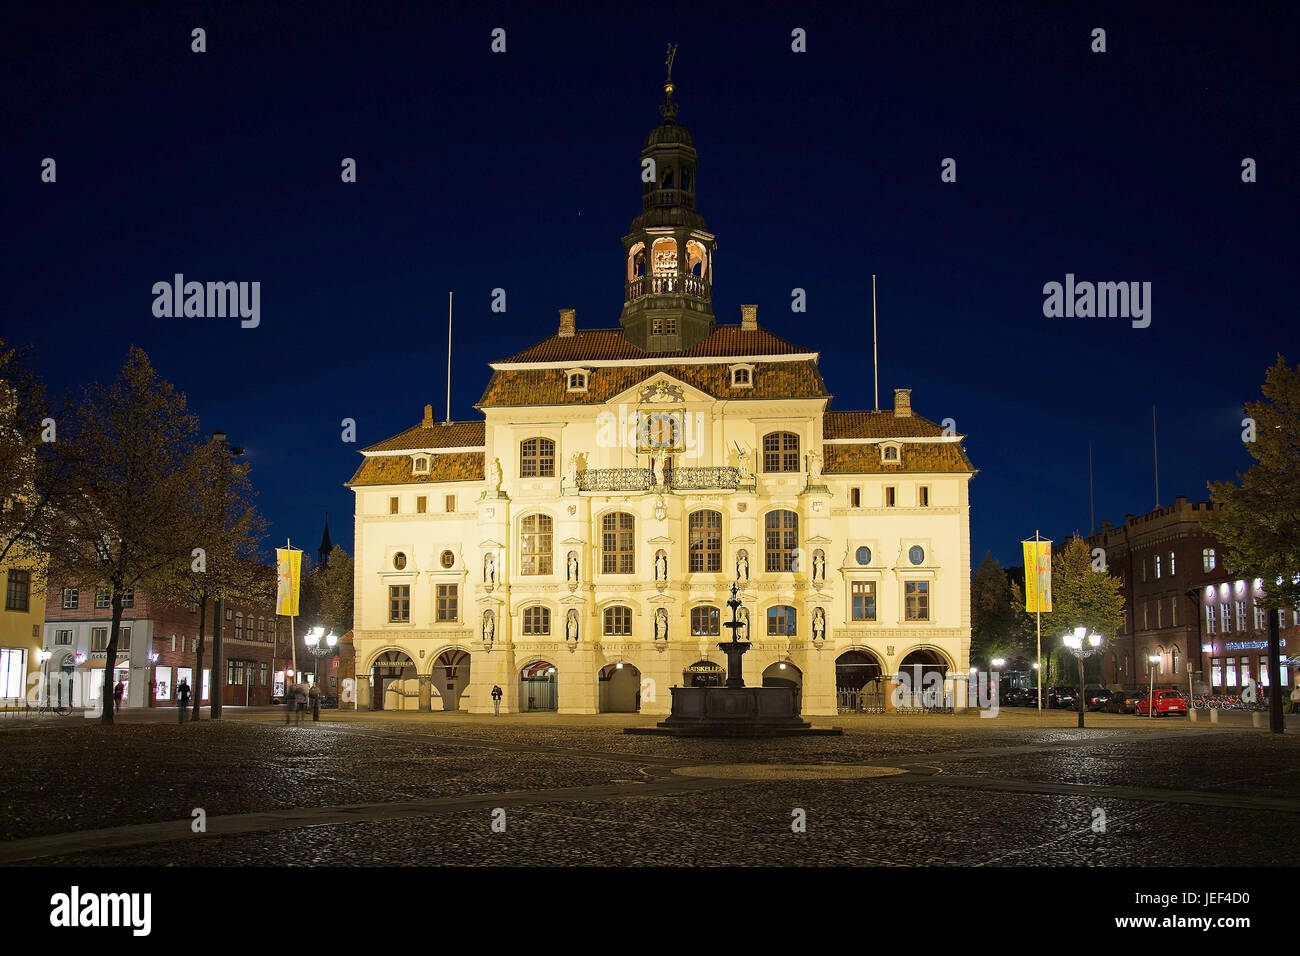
top-left (683, 659), bottom-right (724, 687)
top-left (897, 648), bottom-right (951, 711)
top-left (836, 649), bottom-right (884, 713)
top-left (598, 662), bottom-right (641, 713)
top-left (519, 660), bottom-right (558, 711)
top-left (371, 651), bottom-right (416, 711)
top-left (762, 661), bottom-right (802, 714)
top-left (432, 649), bottom-right (471, 711)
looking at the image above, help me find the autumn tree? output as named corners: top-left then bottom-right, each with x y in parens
top-left (1207, 355), bottom-right (1300, 731)
top-left (47, 348), bottom-right (211, 724)
top-left (970, 552), bottom-right (1023, 665)
top-left (1036, 536), bottom-right (1125, 684)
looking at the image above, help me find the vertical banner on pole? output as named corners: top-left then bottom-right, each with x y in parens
top-left (1022, 539), bottom-right (1053, 613)
top-left (275, 548), bottom-right (302, 617)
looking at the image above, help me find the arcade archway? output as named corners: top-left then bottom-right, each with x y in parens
top-left (432, 649), bottom-right (471, 711)
top-left (519, 660), bottom-right (558, 712)
top-left (836, 649), bottom-right (884, 713)
top-left (598, 661), bottom-right (642, 712)
top-left (762, 660), bottom-right (802, 714)
top-left (371, 651), bottom-right (416, 711)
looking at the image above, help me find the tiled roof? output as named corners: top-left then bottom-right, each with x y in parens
top-left (347, 452), bottom-right (484, 486)
top-left (823, 410), bottom-right (949, 439)
top-left (495, 324), bottom-right (814, 364)
top-left (361, 420), bottom-right (485, 453)
top-left (478, 360), bottom-right (829, 407)
top-left (822, 442), bottom-right (976, 475)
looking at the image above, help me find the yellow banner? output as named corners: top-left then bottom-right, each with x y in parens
top-left (275, 548), bottom-right (302, 616)
top-left (1023, 539), bottom-right (1053, 613)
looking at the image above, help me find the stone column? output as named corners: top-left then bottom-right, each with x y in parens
top-left (418, 674), bottom-right (432, 711)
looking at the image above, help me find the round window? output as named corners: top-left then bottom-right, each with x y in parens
top-left (440, 550), bottom-right (454, 569)
top-left (909, 545), bottom-right (925, 566)
top-left (855, 546), bottom-right (871, 566)
top-left (393, 552), bottom-right (407, 570)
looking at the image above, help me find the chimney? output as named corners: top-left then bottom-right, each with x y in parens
top-left (558, 308), bottom-right (576, 338)
top-left (893, 388), bottom-right (912, 418)
top-left (740, 304), bottom-right (757, 330)
top-left (422, 404), bottom-right (434, 427)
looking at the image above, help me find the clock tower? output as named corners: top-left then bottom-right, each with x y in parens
top-left (618, 49), bottom-right (717, 352)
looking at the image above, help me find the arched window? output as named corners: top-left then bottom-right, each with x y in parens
top-left (602, 512), bottom-right (635, 574)
top-left (686, 240), bottom-right (707, 277)
top-left (691, 606), bottom-right (720, 636)
top-left (767, 605), bottom-right (797, 636)
top-left (762, 431), bottom-right (800, 472)
top-left (604, 606), bottom-right (632, 636)
top-left (651, 237), bottom-right (678, 275)
top-left (627, 242), bottom-right (645, 280)
top-left (688, 510), bottom-right (722, 572)
top-left (1202, 548), bottom-right (1216, 572)
top-left (520, 437), bottom-right (555, 477)
top-left (662, 167), bottom-right (674, 189)
top-left (764, 510), bottom-right (799, 572)
top-left (681, 167), bottom-right (692, 191)
top-left (523, 606), bottom-right (550, 636)
top-left (520, 514), bottom-right (553, 575)
top-left (413, 456), bottom-right (429, 474)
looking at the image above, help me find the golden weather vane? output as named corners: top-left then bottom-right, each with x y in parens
top-left (665, 42), bottom-right (677, 84)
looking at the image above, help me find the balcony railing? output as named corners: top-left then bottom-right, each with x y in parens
top-left (625, 274), bottom-right (711, 302)
top-left (577, 468), bottom-right (653, 492)
top-left (670, 467), bottom-right (741, 491)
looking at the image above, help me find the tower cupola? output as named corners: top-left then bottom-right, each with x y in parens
top-left (619, 45), bottom-right (717, 352)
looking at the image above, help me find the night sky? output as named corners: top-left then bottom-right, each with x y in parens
top-left (5, 1), bottom-right (1296, 568)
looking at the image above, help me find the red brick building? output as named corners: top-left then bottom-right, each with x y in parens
top-left (42, 579), bottom-right (288, 710)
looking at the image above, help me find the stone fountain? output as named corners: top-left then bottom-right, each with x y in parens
top-left (626, 583), bottom-right (842, 737)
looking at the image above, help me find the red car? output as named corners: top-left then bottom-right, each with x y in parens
top-left (1136, 690), bottom-right (1188, 717)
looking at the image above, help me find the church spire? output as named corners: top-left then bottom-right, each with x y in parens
top-left (318, 512), bottom-right (332, 567)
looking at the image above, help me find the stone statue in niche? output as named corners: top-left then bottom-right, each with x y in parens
top-left (812, 607), bottom-right (826, 642)
top-left (807, 450), bottom-right (823, 485)
top-left (483, 551), bottom-right (496, 586)
top-left (566, 609), bottom-right (579, 644)
top-left (487, 457), bottom-right (502, 492)
top-left (566, 551), bottom-right (579, 583)
top-left (566, 453), bottom-right (581, 489)
top-left (737, 607), bottom-right (750, 640)
top-left (737, 447), bottom-right (752, 483)
top-left (736, 550), bottom-right (749, 582)
top-left (482, 610), bottom-right (495, 643)
top-left (654, 608), bottom-right (669, 642)
top-left (654, 550), bottom-right (668, 581)
top-left (812, 550), bottom-right (826, 582)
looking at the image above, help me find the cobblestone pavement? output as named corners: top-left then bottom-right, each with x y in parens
top-left (2, 709), bottom-right (1297, 865)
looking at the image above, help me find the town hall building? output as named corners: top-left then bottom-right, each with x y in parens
top-left (345, 70), bottom-right (977, 717)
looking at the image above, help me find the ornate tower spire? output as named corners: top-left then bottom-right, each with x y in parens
top-left (619, 46), bottom-right (716, 353)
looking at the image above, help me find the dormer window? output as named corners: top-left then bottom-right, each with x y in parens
top-left (412, 456), bottom-right (430, 474)
top-left (880, 442), bottom-right (901, 464)
top-left (729, 364), bottom-right (754, 389)
top-left (565, 369), bottom-right (590, 393)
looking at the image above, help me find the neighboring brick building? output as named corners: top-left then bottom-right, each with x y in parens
top-left (42, 578), bottom-right (287, 710)
top-left (1083, 496), bottom-right (1221, 691)
top-left (1197, 574), bottom-right (1297, 695)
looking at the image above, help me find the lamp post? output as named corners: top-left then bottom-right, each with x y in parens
top-left (303, 627), bottom-right (338, 706)
top-left (1062, 627), bottom-right (1103, 728)
top-left (1147, 654), bottom-right (1161, 718)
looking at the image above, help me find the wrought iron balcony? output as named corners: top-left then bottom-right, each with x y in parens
top-left (670, 467), bottom-right (741, 491)
top-left (577, 468), bottom-right (653, 492)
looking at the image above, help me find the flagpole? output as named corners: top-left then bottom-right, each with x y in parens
top-left (1036, 530), bottom-right (1043, 716)
top-left (287, 537), bottom-right (297, 682)
top-left (445, 292), bottom-right (453, 425)
top-left (871, 274), bottom-right (879, 411)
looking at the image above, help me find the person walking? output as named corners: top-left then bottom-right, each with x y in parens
top-left (309, 682), bottom-right (320, 722)
top-left (294, 683), bottom-right (307, 726)
top-left (112, 680), bottom-right (125, 714)
top-left (491, 684), bottom-right (503, 716)
top-left (177, 679), bottom-right (191, 724)
top-left (284, 684), bottom-right (296, 725)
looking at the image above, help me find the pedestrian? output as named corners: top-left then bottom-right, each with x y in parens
top-left (112, 680), bottom-right (125, 714)
top-left (309, 682), bottom-right (320, 721)
top-left (177, 679), bottom-right (190, 724)
top-left (1291, 682), bottom-right (1300, 715)
top-left (284, 685), bottom-right (296, 725)
top-left (491, 684), bottom-right (503, 716)
top-left (294, 683), bottom-right (307, 725)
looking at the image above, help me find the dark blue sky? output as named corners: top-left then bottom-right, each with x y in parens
top-left (5, 1), bottom-right (1296, 568)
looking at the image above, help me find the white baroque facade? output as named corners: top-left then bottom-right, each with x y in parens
top-left (347, 76), bottom-right (976, 718)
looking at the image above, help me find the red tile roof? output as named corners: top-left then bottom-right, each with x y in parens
top-left (822, 442), bottom-right (976, 474)
top-left (361, 420), bottom-right (485, 454)
top-left (347, 452), bottom-right (485, 486)
top-left (823, 410), bottom-right (950, 439)
top-left (495, 324), bottom-right (814, 364)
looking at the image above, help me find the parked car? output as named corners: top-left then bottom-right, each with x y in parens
top-left (1048, 686), bottom-right (1078, 709)
top-left (1105, 691), bottom-right (1143, 714)
top-left (1084, 686), bottom-right (1114, 711)
top-left (1136, 690), bottom-right (1188, 717)
top-left (1016, 686), bottom-right (1046, 707)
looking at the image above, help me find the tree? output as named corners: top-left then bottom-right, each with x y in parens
top-left (1037, 536), bottom-right (1126, 684)
top-left (970, 552), bottom-right (1020, 665)
top-left (47, 348), bottom-right (210, 724)
top-left (297, 546), bottom-right (354, 669)
top-left (151, 436), bottom-right (270, 720)
top-left (1207, 356), bottom-right (1300, 732)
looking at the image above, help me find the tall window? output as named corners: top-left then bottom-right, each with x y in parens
top-left (1155, 555), bottom-right (1162, 579)
top-left (602, 512), bottom-right (635, 574)
top-left (0, 647), bottom-right (25, 699)
top-left (905, 581), bottom-right (930, 621)
top-left (767, 605), bottom-right (796, 636)
top-left (1206, 604), bottom-right (1216, 635)
top-left (764, 510), bottom-right (798, 572)
top-left (604, 606), bottom-right (632, 636)
top-left (850, 488), bottom-right (861, 508)
top-left (762, 431), bottom-right (800, 472)
top-left (1220, 603), bottom-right (1231, 633)
top-left (691, 606), bottom-right (720, 636)
top-left (4, 571), bottom-right (30, 612)
top-left (520, 437), bottom-right (556, 477)
top-left (1169, 551), bottom-right (1176, 575)
top-left (520, 514), bottom-right (553, 575)
top-left (234, 615), bottom-right (243, 640)
top-left (523, 606), bottom-right (550, 635)
top-left (61, 588), bottom-right (79, 609)
top-left (1171, 645), bottom-right (1179, 675)
top-left (436, 584), bottom-right (458, 622)
top-left (389, 585), bottom-right (410, 622)
top-left (1202, 548), bottom-right (1216, 572)
top-left (851, 582), bottom-right (877, 621)
top-left (688, 510), bottom-right (722, 572)
top-left (1236, 600), bottom-right (1247, 631)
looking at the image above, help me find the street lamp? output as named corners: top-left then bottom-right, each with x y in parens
top-left (303, 627), bottom-right (338, 706)
top-left (991, 658), bottom-right (1006, 702)
top-left (1147, 654), bottom-right (1161, 718)
top-left (1062, 626), bottom-right (1103, 728)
